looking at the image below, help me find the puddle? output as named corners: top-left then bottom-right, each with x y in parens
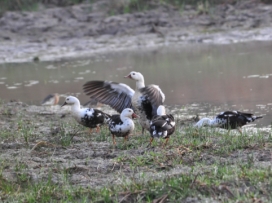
top-left (0, 41), bottom-right (272, 126)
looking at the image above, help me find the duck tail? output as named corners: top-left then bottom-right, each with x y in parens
top-left (249, 115), bottom-right (263, 122)
top-left (254, 116), bottom-right (263, 120)
top-left (104, 113), bottom-right (112, 124)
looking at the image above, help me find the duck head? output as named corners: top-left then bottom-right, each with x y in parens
top-left (124, 71), bottom-right (145, 89)
top-left (121, 108), bottom-right (138, 119)
top-left (61, 96), bottom-right (79, 107)
top-left (124, 71), bottom-right (144, 82)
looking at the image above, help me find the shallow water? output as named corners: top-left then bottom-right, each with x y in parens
top-left (0, 41), bottom-right (272, 126)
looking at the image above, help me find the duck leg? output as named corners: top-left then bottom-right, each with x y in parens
top-left (146, 137), bottom-right (154, 148)
top-left (112, 134), bottom-right (116, 146)
top-left (141, 127), bottom-right (145, 135)
top-left (163, 137), bottom-right (169, 148)
top-left (123, 135), bottom-right (129, 143)
top-left (96, 126), bottom-right (100, 133)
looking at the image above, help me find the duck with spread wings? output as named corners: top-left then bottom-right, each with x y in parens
top-left (83, 71), bottom-right (165, 134)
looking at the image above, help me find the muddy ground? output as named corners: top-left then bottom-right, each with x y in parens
top-left (0, 100), bottom-right (271, 202)
top-left (0, 0), bottom-right (272, 201)
top-left (0, 0), bottom-right (272, 63)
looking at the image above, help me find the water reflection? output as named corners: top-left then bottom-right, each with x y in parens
top-left (0, 41), bottom-right (272, 126)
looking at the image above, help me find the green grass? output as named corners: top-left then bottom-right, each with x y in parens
top-left (0, 0), bottom-right (257, 14)
top-left (108, 0), bottom-right (272, 16)
top-left (0, 102), bottom-right (271, 202)
top-left (0, 0), bottom-right (86, 13)
top-left (0, 0), bottom-right (271, 15)
top-left (5, 165), bottom-right (271, 202)
top-left (0, 0), bottom-right (39, 13)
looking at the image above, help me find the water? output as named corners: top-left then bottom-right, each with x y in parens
top-left (0, 41), bottom-right (272, 126)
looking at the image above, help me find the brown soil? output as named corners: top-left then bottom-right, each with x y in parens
top-left (0, 0), bottom-right (272, 63)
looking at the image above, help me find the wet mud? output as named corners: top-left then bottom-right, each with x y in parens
top-left (0, 0), bottom-right (272, 63)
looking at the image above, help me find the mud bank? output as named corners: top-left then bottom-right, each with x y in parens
top-left (0, 0), bottom-right (272, 63)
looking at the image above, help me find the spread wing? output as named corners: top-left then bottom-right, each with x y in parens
top-left (83, 81), bottom-right (135, 113)
top-left (140, 84), bottom-right (165, 116)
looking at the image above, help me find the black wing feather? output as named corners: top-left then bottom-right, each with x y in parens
top-left (140, 85), bottom-right (164, 117)
top-left (83, 81), bottom-right (134, 113)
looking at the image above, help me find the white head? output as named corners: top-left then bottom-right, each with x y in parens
top-left (61, 96), bottom-right (80, 107)
top-left (157, 105), bottom-right (166, 116)
top-left (194, 118), bottom-right (213, 128)
top-left (121, 108), bottom-right (138, 119)
top-left (124, 71), bottom-right (145, 89)
top-left (124, 71), bottom-right (144, 82)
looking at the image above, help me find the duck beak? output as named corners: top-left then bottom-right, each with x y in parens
top-left (132, 113), bottom-right (138, 119)
top-left (61, 102), bottom-right (67, 107)
top-left (124, 74), bottom-right (132, 79)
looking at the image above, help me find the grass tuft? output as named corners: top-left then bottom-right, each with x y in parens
top-left (0, 101), bottom-right (271, 202)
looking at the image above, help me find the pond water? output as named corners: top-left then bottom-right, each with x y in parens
top-left (0, 41), bottom-right (272, 127)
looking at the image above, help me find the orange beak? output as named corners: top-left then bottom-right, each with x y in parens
top-left (132, 113), bottom-right (138, 119)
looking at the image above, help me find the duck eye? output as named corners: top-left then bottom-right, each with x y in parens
top-left (132, 73), bottom-right (135, 75)
top-left (67, 98), bottom-right (69, 101)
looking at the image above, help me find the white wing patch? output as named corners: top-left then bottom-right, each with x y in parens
top-left (110, 82), bottom-right (135, 97)
top-left (151, 85), bottom-right (165, 102)
top-left (85, 108), bottom-right (94, 117)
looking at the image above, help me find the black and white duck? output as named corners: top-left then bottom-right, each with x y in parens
top-left (194, 111), bottom-right (263, 134)
top-left (108, 108), bottom-right (137, 145)
top-left (61, 96), bottom-right (110, 133)
top-left (83, 71), bottom-right (165, 134)
top-left (148, 105), bottom-right (175, 147)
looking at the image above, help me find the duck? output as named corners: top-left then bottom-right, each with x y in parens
top-left (194, 111), bottom-right (263, 134)
top-left (61, 96), bottom-right (110, 133)
top-left (83, 71), bottom-right (165, 135)
top-left (108, 108), bottom-right (138, 145)
top-left (148, 105), bottom-right (175, 147)
top-left (41, 93), bottom-right (60, 106)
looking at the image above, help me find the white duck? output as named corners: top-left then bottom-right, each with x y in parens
top-left (108, 108), bottom-right (137, 145)
top-left (83, 71), bottom-right (165, 134)
top-left (61, 96), bottom-right (110, 133)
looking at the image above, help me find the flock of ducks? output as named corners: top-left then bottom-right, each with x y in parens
top-left (48, 71), bottom-right (263, 147)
